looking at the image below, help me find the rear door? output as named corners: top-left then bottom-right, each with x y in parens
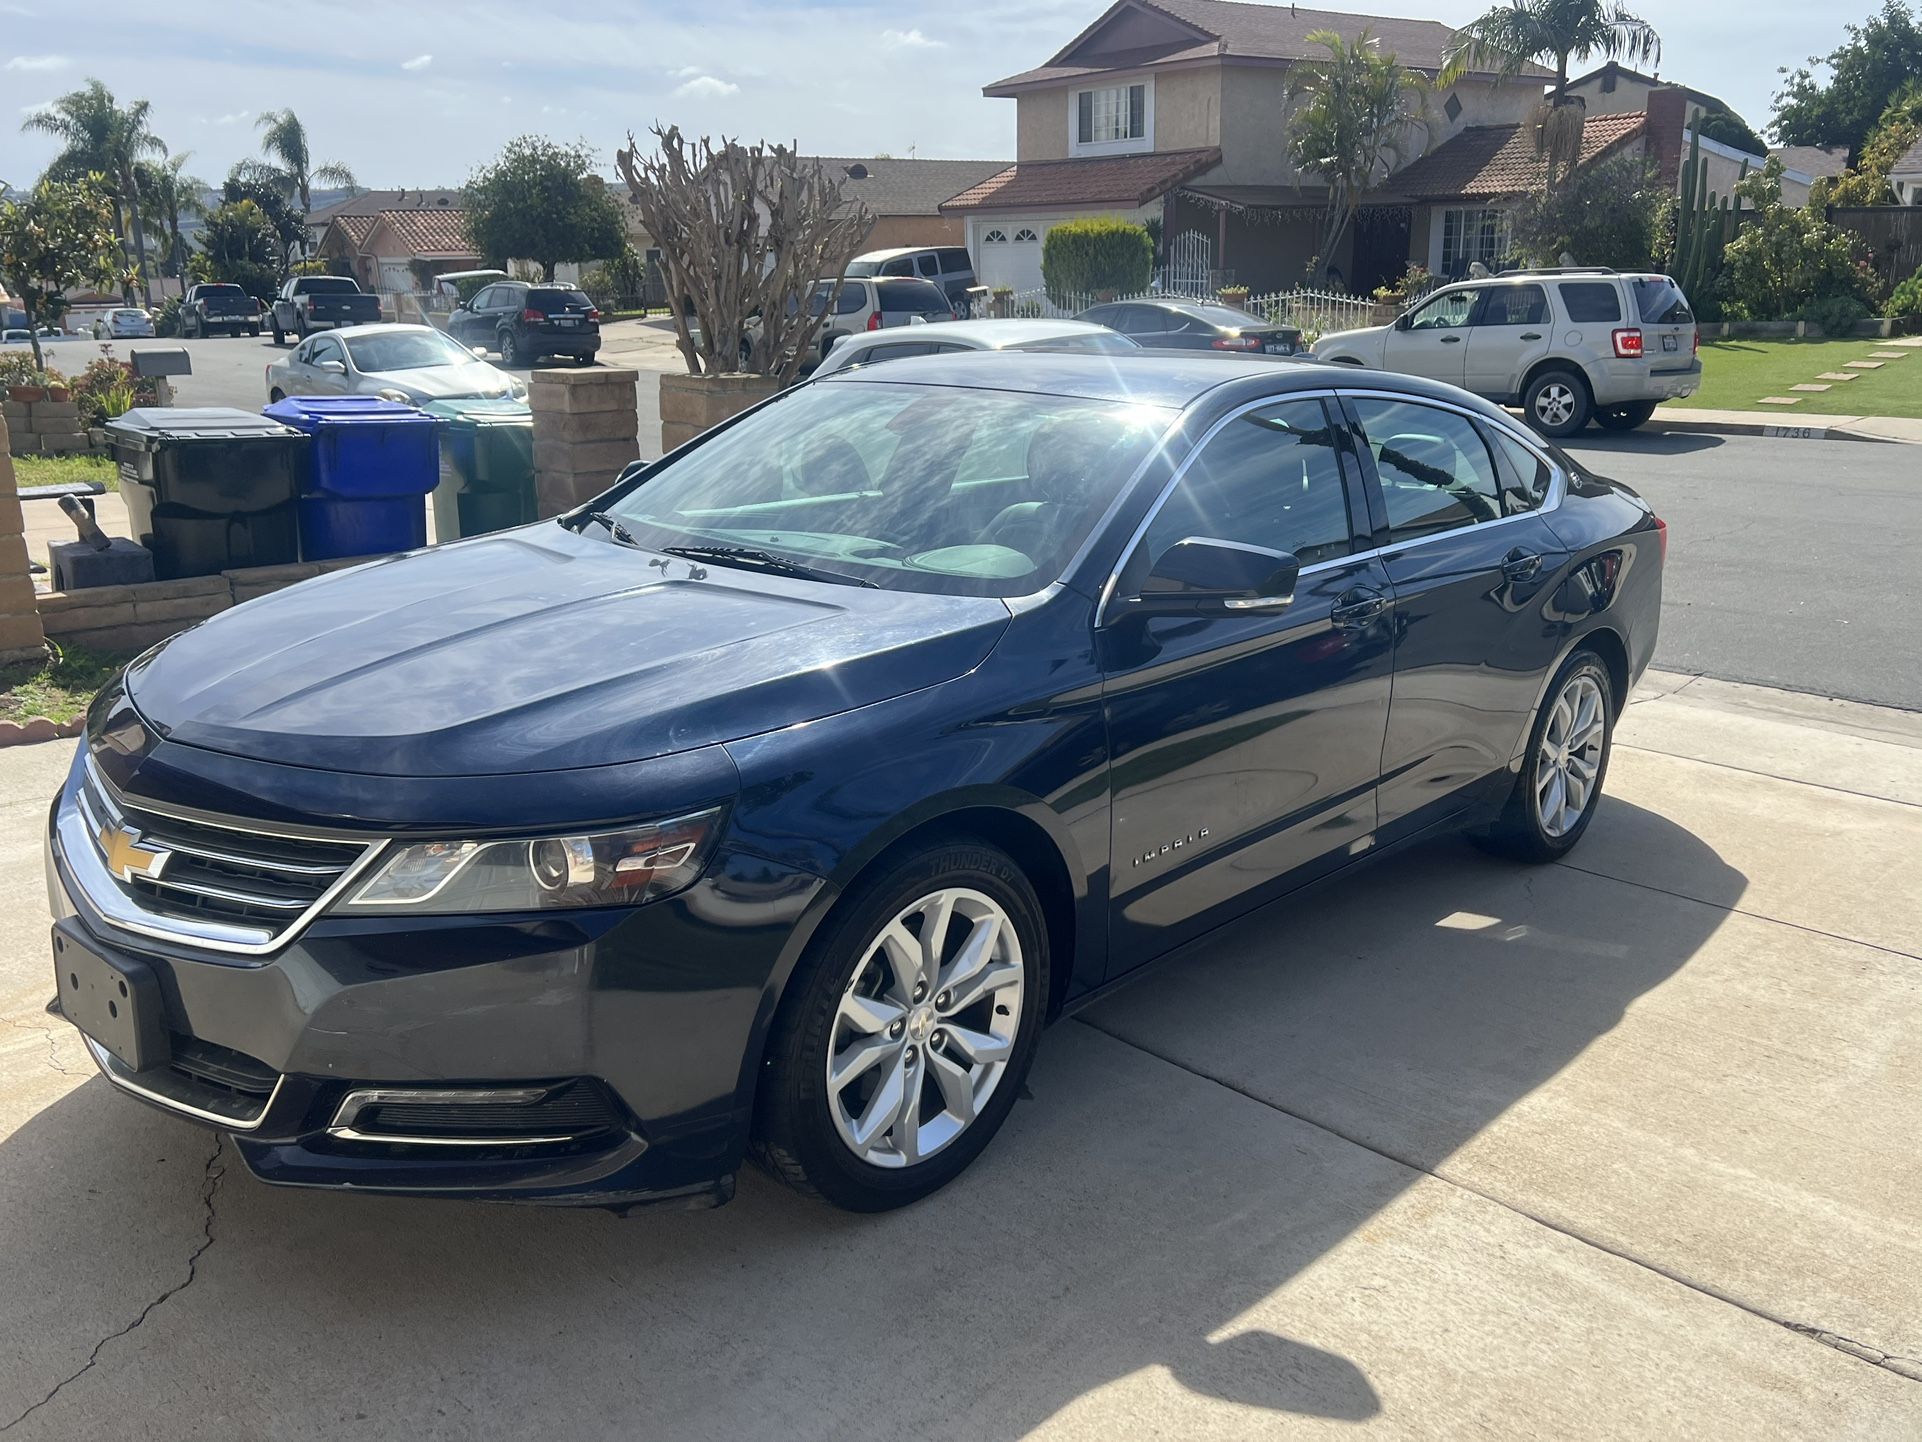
top-left (1099, 394), bottom-right (1394, 974)
top-left (1628, 274), bottom-right (1696, 366)
top-left (1381, 286), bottom-right (1475, 385)
top-left (1342, 393), bottom-right (1571, 836)
top-left (1461, 282), bottom-right (1550, 401)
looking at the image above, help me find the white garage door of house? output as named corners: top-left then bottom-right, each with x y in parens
top-left (974, 221), bottom-right (1047, 296)
top-left (378, 259), bottom-right (415, 295)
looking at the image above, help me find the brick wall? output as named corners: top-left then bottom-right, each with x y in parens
top-left (0, 416), bottom-right (49, 664)
top-left (529, 367), bottom-right (640, 516)
top-left (3, 390), bottom-right (90, 456)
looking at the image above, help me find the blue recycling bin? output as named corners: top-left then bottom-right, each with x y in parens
top-left (263, 396), bottom-right (441, 560)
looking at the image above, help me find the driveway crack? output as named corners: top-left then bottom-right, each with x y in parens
top-left (0, 1135), bottom-right (227, 1433)
top-left (0, 1013), bottom-right (83, 1079)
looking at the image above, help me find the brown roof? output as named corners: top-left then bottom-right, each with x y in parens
top-left (1770, 144), bottom-right (1848, 180)
top-left (307, 188), bottom-right (464, 226)
top-left (1388, 111), bottom-right (1648, 198)
top-left (941, 147), bottom-right (1222, 212)
top-left (366, 208), bottom-right (478, 259)
top-left (333, 213), bottom-right (378, 247)
top-left (988, 0), bottom-right (1549, 92)
top-left (1894, 134), bottom-right (1922, 176)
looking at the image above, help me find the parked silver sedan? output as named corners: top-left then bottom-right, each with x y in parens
top-left (264, 323), bottom-right (527, 406)
top-left (807, 317), bottom-right (1139, 378)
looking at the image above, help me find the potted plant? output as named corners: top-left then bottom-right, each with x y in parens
top-left (1217, 284), bottom-right (1252, 309)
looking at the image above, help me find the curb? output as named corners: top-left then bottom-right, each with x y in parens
top-left (0, 715), bottom-right (86, 748)
top-left (1650, 416), bottom-right (1908, 444)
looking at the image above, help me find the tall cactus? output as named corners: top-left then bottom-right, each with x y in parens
top-left (1674, 128), bottom-right (1741, 297)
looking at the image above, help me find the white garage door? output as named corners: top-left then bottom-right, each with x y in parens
top-left (974, 221), bottom-right (1047, 296)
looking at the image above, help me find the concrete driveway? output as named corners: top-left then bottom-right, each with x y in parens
top-left (1, 674), bottom-right (1917, 1439)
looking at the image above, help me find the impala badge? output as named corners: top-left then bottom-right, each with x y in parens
top-left (98, 822), bottom-right (171, 884)
top-left (1133, 827), bottom-right (1210, 868)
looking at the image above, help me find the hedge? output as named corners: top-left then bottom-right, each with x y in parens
top-left (1041, 218), bottom-right (1152, 306)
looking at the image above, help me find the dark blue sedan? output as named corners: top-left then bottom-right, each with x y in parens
top-left (48, 353), bottom-right (1663, 1212)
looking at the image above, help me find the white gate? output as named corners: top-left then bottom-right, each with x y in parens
top-left (1162, 230), bottom-right (1212, 295)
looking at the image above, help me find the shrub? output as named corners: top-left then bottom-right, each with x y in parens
top-left (0, 351), bottom-right (64, 391)
top-left (1793, 295), bottom-right (1871, 337)
top-left (1512, 150), bottom-right (1667, 271)
top-left (69, 352), bottom-right (158, 426)
top-left (1371, 262), bottom-right (1429, 305)
top-left (1887, 274), bottom-right (1922, 320)
top-left (1718, 161), bottom-right (1885, 320)
top-left (152, 295), bottom-right (182, 337)
top-left (1040, 218), bottom-right (1152, 307)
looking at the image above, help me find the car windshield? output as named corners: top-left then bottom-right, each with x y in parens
top-left (844, 259), bottom-right (884, 277)
top-left (300, 278), bottom-right (359, 294)
top-left (603, 381), bottom-right (1174, 596)
top-left (344, 330), bottom-right (475, 372)
top-left (1007, 332), bottom-right (1139, 354)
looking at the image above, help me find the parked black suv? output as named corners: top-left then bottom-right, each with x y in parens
top-left (448, 281), bottom-right (601, 367)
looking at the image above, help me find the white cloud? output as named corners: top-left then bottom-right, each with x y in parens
top-left (674, 74), bottom-right (739, 99)
top-left (18, 100), bottom-right (54, 117)
top-left (4, 53), bottom-right (67, 70)
top-left (213, 109), bottom-right (250, 125)
top-left (400, 53), bottom-right (433, 71)
top-left (882, 28), bottom-right (942, 49)
top-left (671, 64), bottom-right (703, 78)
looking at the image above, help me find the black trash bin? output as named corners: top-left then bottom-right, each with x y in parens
top-left (105, 408), bottom-right (307, 579)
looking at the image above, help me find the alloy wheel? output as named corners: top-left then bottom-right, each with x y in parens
top-left (826, 887), bottom-right (1024, 1169)
top-left (1533, 382), bottom-right (1577, 430)
top-left (1535, 672), bottom-right (1606, 837)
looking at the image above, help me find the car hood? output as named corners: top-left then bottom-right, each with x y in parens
top-left (368, 361), bottom-right (521, 400)
top-left (126, 525), bottom-right (1012, 777)
top-left (1311, 324), bottom-right (1388, 360)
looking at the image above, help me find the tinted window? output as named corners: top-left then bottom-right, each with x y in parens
top-left (1115, 306), bottom-right (1167, 335)
top-left (606, 382), bottom-right (1172, 596)
top-left (853, 342), bottom-right (936, 366)
top-left (310, 336), bottom-right (343, 364)
top-left (844, 259), bottom-right (883, 277)
top-left (837, 283), bottom-right (869, 315)
top-left (528, 288), bottom-right (593, 311)
top-left (470, 286), bottom-right (500, 308)
top-left (297, 277), bottom-right (359, 294)
top-left (878, 283), bottom-right (950, 314)
top-left (1631, 276), bottom-right (1693, 324)
top-left (880, 257), bottom-right (915, 277)
top-left (1474, 283), bottom-right (1546, 326)
top-left (1558, 282), bottom-right (1622, 323)
top-left (1352, 398), bottom-right (1502, 539)
top-left (1408, 289), bottom-right (1476, 329)
top-left (1142, 399), bottom-right (1354, 568)
top-left (197, 284), bottom-right (245, 298)
top-left (1484, 425), bottom-right (1554, 515)
top-left (1180, 303), bottom-right (1260, 328)
top-left (1007, 332), bottom-right (1138, 354)
top-left (345, 330), bottom-right (472, 372)
top-left (938, 248), bottom-right (973, 273)
top-left (916, 253), bottom-right (940, 278)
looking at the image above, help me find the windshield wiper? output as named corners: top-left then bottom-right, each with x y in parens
top-left (661, 544), bottom-right (877, 589)
top-left (568, 510), bottom-right (642, 547)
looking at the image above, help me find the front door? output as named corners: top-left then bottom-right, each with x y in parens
top-left (1461, 282), bottom-right (1550, 401)
top-left (1099, 396), bottom-right (1395, 976)
top-left (1342, 394), bottom-right (1571, 836)
top-left (1382, 286), bottom-right (1475, 386)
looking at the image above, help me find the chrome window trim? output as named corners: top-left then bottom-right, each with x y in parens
top-left (328, 1086), bottom-right (584, 1148)
top-left (81, 1034), bottom-right (283, 1131)
top-left (55, 756), bottom-right (389, 957)
top-left (1096, 386), bottom-right (1568, 625)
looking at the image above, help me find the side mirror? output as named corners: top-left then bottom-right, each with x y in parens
top-left (1394, 313), bottom-right (1413, 331)
top-left (469, 344), bottom-right (488, 358)
top-left (1124, 538), bottom-right (1300, 618)
top-left (316, 359), bottom-right (346, 375)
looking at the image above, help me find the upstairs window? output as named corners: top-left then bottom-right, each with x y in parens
top-left (1076, 82), bottom-right (1148, 148)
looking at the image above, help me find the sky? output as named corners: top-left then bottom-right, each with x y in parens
top-left (0, 0), bottom-right (1866, 191)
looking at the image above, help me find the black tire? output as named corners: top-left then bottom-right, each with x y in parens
top-left (182, 316), bottom-right (197, 339)
top-left (271, 324), bottom-right (285, 345)
top-left (752, 839), bottom-right (1050, 1211)
top-left (268, 388), bottom-right (285, 403)
top-left (1595, 401), bottom-right (1658, 431)
top-left (499, 329), bottom-right (522, 367)
top-left (293, 315), bottom-right (308, 340)
top-left (1522, 367), bottom-right (1592, 438)
top-left (1476, 649), bottom-right (1615, 863)
top-left (248, 325), bottom-right (261, 338)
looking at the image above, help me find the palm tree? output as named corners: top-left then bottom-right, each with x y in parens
top-left (20, 78), bottom-right (165, 304)
top-left (1285, 30), bottom-right (1433, 284)
top-left (136, 152), bottom-right (208, 293)
top-left (236, 109), bottom-right (357, 256)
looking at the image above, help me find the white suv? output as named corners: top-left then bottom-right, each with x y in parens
top-left (1314, 269), bottom-right (1701, 437)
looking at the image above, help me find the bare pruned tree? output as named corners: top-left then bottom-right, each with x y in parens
top-left (616, 126), bottom-right (871, 381)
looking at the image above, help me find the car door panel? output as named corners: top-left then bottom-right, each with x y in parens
top-left (1381, 288), bottom-right (1475, 385)
top-left (1462, 283), bottom-right (1551, 401)
top-left (1098, 396), bottom-right (1392, 977)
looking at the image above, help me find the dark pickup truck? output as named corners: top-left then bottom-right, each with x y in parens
top-left (270, 276), bottom-right (383, 343)
top-left (179, 283), bottom-right (261, 338)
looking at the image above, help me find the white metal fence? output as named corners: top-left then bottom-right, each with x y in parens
top-left (996, 282), bottom-right (1379, 339)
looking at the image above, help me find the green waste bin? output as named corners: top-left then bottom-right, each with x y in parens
top-left (421, 398), bottom-right (537, 541)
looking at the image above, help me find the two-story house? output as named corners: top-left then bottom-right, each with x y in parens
top-left (942, 0), bottom-right (1550, 295)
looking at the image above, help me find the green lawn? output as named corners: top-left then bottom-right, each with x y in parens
top-left (12, 451), bottom-right (118, 493)
top-left (1668, 337), bottom-right (1922, 418)
top-left (0, 641), bottom-right (126, 726)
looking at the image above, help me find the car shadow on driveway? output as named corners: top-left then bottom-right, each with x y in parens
top-left (1571, 430), bottom-right (1726, 456)
top-left (0, 799), bottom-right (1745, 1439)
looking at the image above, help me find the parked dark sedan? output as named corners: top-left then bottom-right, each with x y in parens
top-left (47, 353), bottom-right (1662, 1213)
top-left (1078, 297), bottom-right (1303, 355)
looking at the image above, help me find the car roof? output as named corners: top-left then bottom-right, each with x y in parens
top-left (324, 323), bottom-right (447, 339)
top-left (852, 247), bottom-right (934, 261)
top-left (845, 319), bottom-right (1117, 350)
top-left (822, 349), bottom-right (1521, 418)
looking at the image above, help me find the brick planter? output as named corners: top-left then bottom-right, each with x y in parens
top-left (659, 373), bottom-right (783, 456)
top-left (5, 387), bottom-right (90, 457)
top-left (0, 419), bottom-right (48, 666)
top-left (528, 367), bottom-right (641, 516)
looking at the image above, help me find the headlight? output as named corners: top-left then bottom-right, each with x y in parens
top-left (336, 808), bottom-right (723, 915)
top-left (376, 387), bottom-right (413, 405)
top-left (507, 378), bottom-right (527, 399)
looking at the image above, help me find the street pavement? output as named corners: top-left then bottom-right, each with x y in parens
top-left (0, 672), bottom-right (1918, 1439)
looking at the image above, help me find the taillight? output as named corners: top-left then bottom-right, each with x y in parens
top-left (1654, 515), bottom-right (1668, 561)
top-left (1612, 328), bottom-right (1644, 358)
top-left (1211, 333), bottom-right (1261, 351)
top-left (522, 307), bottom-right (544, 322)
top-left (866, 312), bottom-right (883, 331)
top-left (584, 308), bottom-right (601, 322)
top-left (1692, 329), bottom-right (1699, 354)
top-left (306, 298), bottom-right (319, 313)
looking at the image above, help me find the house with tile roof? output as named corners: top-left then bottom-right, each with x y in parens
top-left (941, 0), bottom-right (1556, 295)
top-left (316, 205), bottom-right (482, 296)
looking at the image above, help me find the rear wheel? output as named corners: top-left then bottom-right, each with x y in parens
top-left (499, 329), bottom-right (522, 367)
top-left (1477, 651), bottom-right (1614, 863)
top-left (1595, 401), bottom-right (1658, 431)
top-left (1523, 368), bottom-right (1592, 438)
top-left (752, 840), bottom-right (1047, 1211)
top-left (268, 388), bottom-right (285, 403)
top-left (271, 323), bottom-right (285, 345)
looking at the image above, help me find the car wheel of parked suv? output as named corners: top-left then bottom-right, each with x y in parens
top-left (1595, 401), bottom-right (1658, 432)
top-left (1523, 368), bottom-right (1592, 438)
top-left (1478, 651), bottom-right (1615, 863)
top-left (499, 330), bottom-right (522, 367)
top-left (753, 839), bottom-right (1049, 1211)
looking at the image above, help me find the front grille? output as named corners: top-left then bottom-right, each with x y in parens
top-left (168, 1033), bottom-right (278, 1099)
top-left (75, 764), bottom-right (378, 948)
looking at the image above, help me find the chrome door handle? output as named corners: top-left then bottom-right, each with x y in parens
top-left (1501, 549), bottom-right (1543, 581)
top-left (1330, 594), bottom-right (1389, 629)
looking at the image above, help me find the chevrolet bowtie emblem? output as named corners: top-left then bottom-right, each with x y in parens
top-left (98, 821), bottom-right (171, 884)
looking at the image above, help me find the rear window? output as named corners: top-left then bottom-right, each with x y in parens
top-left (1631, 276), bottom-right (1693, 324)
top-left (528, 289), bottom-right (593, 311)
top-left (1558, 282), bottom-right (1622, 323)
top-left (198, 285), bottom-right (245, 298)
top-left (879, 283), bottom-right (952, 315)
top-left (844, 259), bottom-right (882, 277)
top-left (298, 277), bottom-right (360, 294)
top-left (937, 249), bottom-right (973, 274)
top-left (1008, 332), bottom-right (1138, 355)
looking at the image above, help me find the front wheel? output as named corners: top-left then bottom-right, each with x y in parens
top-left (752, 840), bottom-right (1048, 1211)
top-left (1523, 368), bottom-right (1592, 438)
top-left (248, 325), bottom-right (262, 338)
top-left (1477, 651), bottom-right (1615, 863)
top-left (499, 330), bottom-right (522, 367)
top-left (1595, 401), bottom-right (1658, 431)
top-left (268, 388), bottom-right (286, 403)
top-left (271, 320), bottom-right (285, 345)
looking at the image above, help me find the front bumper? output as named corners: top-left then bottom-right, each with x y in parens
top-left (45, 742), bottom-right (825, 1209)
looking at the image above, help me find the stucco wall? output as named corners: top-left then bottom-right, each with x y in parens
top-left (863, 215), bottom-right (969, 249)
top-left (1017, 87), bottom-right (1071, 161)
top-left (1152, 66), bottom-right (1222, 153)
top-left (1567, 74), bottom-right (1655, 118)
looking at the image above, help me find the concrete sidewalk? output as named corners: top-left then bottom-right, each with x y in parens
top-left (0, 674), bottom-right (1917, 1438)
